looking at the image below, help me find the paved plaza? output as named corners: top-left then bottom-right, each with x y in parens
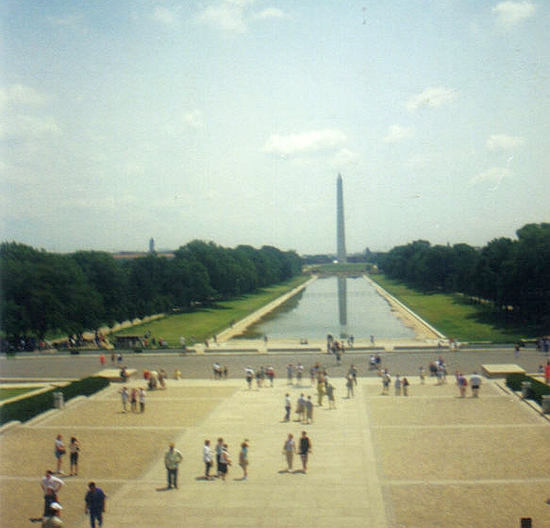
top-left (1, 361), bottom-right (549, 528)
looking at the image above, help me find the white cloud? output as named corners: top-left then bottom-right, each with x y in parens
top-left (492, 1), bottom-right (536, 30)
top-left (0, 84), bottom-right (49, 110)
top-left (384, 124), bottom-right (412, 144)
top-left (183, 109), bottom-right (204, 129)
top-left (197, 1), bottom-right (286, 33)
top-left (151, 6), bottom-right (179, 26)
top-left (0, 114), bottom-right (62, 140)
top-left (405, 86), bottom-right (458, 111)
top-left (469, 166), bottom-right (512, 186)
top-left (485, 134), bottom-right (525, 150)
top-left (331, 148), bottom-right (360, 167)
top-left (197, 1), bottom-right (250, 33)
top-left (262, 129), bottom-right (347, 156)
top-left (253, 8), bottom-right (287, 20)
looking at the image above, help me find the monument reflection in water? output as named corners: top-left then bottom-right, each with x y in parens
top-left (241, 276), bottom-right (416, 340)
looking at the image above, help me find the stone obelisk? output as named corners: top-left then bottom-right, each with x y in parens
top-left (336, 174), bottom-right (347, 263)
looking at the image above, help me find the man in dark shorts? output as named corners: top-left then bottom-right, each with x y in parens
top-left (299, 431), bottom-right (312, 474)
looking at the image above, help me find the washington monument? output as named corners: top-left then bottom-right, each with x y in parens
top-left (336, 174), bottom-right (347, 263)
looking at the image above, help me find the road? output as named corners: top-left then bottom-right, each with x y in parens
top-left (1, 345), bottom-right (547, 382)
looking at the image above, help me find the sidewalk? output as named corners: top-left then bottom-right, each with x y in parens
top-left (1, 374), bottom-right (549, 527)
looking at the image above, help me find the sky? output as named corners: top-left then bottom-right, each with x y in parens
top-left (1, 0), bottom-right (549, 255)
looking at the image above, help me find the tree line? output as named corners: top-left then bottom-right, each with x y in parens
top-left (0, 240), bottom-right (303, 343)
top-left (377, 223), bottom-right (550, 326)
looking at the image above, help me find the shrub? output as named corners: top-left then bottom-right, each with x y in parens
top-left (0, 376), bottom-right (110, 425)
top-left (506, 373), bottom-right (550, 405)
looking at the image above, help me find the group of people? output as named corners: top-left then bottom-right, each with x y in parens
top-left (244, 365), bottom-right (276, 388)
top-left (39, 435), bottom-right (106, 527)
top-left (282, 431), bottom-right (312, 473)
top-left (202, 438), bottom-right (249, 482)
top-left (119, 386), bottom-right (146, 413)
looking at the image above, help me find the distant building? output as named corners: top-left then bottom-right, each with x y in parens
top-left (149, 237), bottom-right (155, 254)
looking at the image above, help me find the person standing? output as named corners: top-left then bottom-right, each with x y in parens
top-left (282, 433), bottom-right (295, 472)
top-left (298, 431), bottom-right (312, 474)
top-left (84, 482), bottom-right (106, 528)
top-left (215, 437), bottom-right (224, 477)
top-left (54, 435), bottom-right (66, 475)
top-left (119, 387), bottom-right (129, 413)
top-left (203, 439), bottom-right (213, 480)
top-left (238, 440), bottom-right (249, 481)
top-left (284, 393), bottom-right (291, 422)
top-left (69, 436), bottom-right (81, 476)
top-left (138, 387), bottom-right (146, 413)
top-left (164, 442), bottom-right (183, 489)
top-left (306, 395), bottom-right (315, 422)
top-left (41, 470), bottom-right (63, 499)
top-left (545, 361), bottom-right (550, 385)
top-left (219, 444), bottom-right (231, 481)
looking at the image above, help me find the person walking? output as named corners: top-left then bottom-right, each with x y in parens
top-left (298, 431), bottom-right (312, 474)
top-left (164, 442), bottom-right (183, 489)
top-left (282, 433), bottom-right (295, 472)
top-left (203, 439), bottom-right (213, 480)
top-left (470, 372), bottom-right (482, 397)
top-left (84, 481), bottom-right (106, 528)
top-left (42, 501), bottom-right (63, 527)
top-left (238, 440), bottom-right (249, 481)
top-left (54, 435), bottom-right (66, 475)
top-left (69, 436), bottom-right (81, 476)
top-left (306, 395), bottom-right (315, 422)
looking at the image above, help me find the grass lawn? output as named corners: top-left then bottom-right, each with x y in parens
top-left (114, 275), bottom-right (310, 347)
top-left (0, 387), bottom-right (37, 402)
top-left (369, 274), bottom-right (528, 343)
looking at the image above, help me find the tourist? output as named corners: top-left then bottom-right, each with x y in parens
top-left (238, 440), bottom-right (249, 480)
top-left (346, 374), bottom-right (354, 398)
top-left (394, 375), bottom-right (402, 396)
top-left (215, 438), bottom-right (224, 477)
top-left (470, 372), bottom-right (482, 397)
top-left (130, 388), bottom-right (138, 413)
top-left (282, 433), bottom-right (295, 472)
top-left (203, 439), bottom-right (213, 480)
top-left (138, 387), bottom-right (146, 413)
top-left (298, 431), bottom-right (312, 474)
top-left (402, 377), bottom-right (410, 396)
top-left (382, 372), bottom-right (391, 395)
top-left (457, 372), bottom-right (468, 398)
top-left (69, 436), bottom-right (81, 476)
top-left (296, 393), bottom-right (306, 422)
top-left (119, 387), bottom-right (129, 413)
top-left (41, 470), bottom-right (63, 498)
top-left (164, 442), bottom-right (183, 489)
top-left (219, 444), bottom-right (231, 481)
top-left (317, 380), bottom-right (326, 406)
top-left (284, 393), bottom-right (291, 422)
top-left (326, 383), bottom-right (336, 409)
top-left (287, 363), bottom-right (294, 385)
top-left (42, 501), bottom-right (63, 527)
top-left (54, 435), bottom-right (66, 475)
top-left (84, 482), bottom-right (106, 528)
top-left (245, 367), bottom-right (254, 389)
top-left (545, 361), bottom-right (550, 385)
top-left (306, 395), bottom-right (315, 421)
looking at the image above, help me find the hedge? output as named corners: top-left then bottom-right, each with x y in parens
top-left (506, 373), bottom-right (550, 405)
top-left (0, 376), bottom-right (110, 426)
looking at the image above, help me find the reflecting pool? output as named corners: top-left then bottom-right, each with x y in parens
top-left (239, 276), bottom-right (416, 340)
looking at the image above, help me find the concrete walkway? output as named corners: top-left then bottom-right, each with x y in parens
top-left (1, 374), bottom-right (550, 527)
